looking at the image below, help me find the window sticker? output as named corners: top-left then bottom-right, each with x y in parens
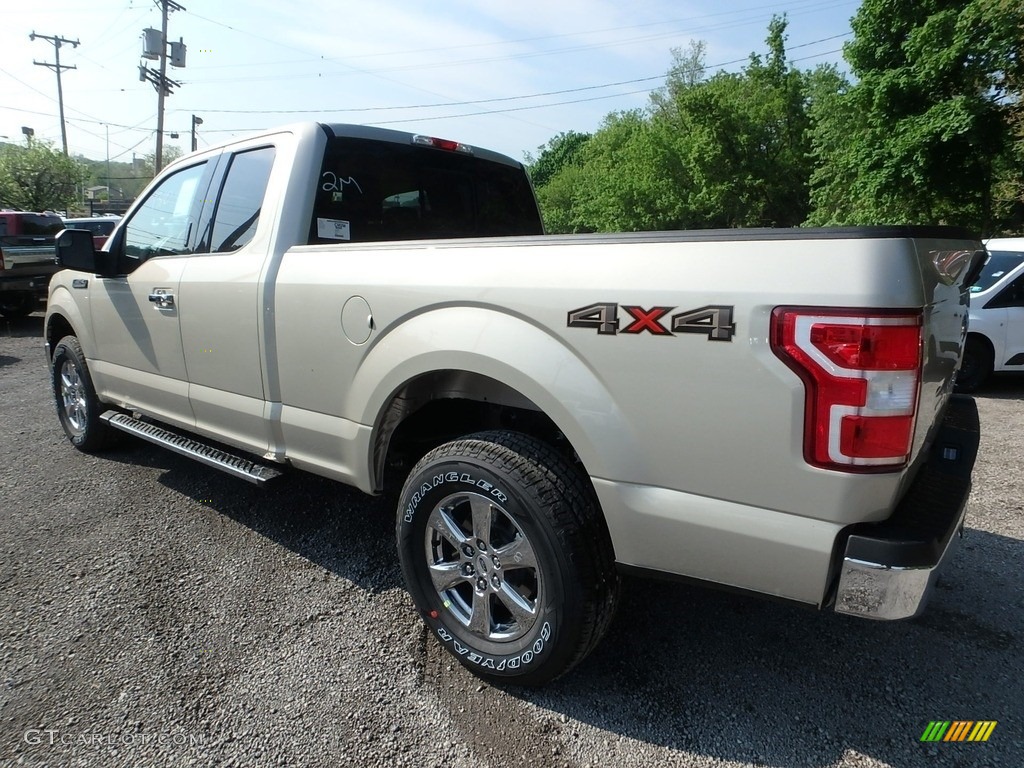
top-left (317, 218), bottom-right (351, 240)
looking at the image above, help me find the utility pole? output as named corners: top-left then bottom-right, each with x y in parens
top-left (191, 115), bottom-right (203, 152)
top-left (30, 32), bottom-right (79, 156)
top-left (140, 0), bottom-right (186, 174)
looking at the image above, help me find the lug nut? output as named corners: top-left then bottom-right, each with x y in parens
top-left (491, 575), bottom-right (500, 589)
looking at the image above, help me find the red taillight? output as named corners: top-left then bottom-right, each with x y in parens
top-left (771, 308), bottom-right (923, 471)
top-left (411, 135), bottom-right (473, 154)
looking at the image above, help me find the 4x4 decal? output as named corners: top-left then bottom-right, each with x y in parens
top-left (567, 302), bottom-right (735, 341)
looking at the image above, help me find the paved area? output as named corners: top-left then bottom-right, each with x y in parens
top-left (2, 312), bottom-right (1021, 767)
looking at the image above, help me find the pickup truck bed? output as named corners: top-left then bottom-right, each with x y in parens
top-left (0, 211), bottom-right (63, 318)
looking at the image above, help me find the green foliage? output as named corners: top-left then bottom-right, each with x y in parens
top-left (140, 147), bottom-right (185, 179)
top-left (807, 0), bottom-right (1024, 232)
top-left (525, 131), bottom-right (592, 189)
top-left (0, 141), bottom-right (86, 211)
top-left (532, 5), bottom-right (1021, 235)
top-left (74, 155), bottom-right (152, 203)
top-left (535, 16), bottom-right (816, 233)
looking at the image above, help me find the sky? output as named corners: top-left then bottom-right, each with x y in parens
top-left (1, 0), bottom-right (862, 166)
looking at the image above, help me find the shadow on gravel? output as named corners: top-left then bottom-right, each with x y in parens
top-left (512, 528), bottom-right (1023, 767)
top-left (100, 440), bottom-right (401, 594)
top-left (973, 372), bottom-right (1024, 400)
top-left (0, 354), bottom-right (21, 368)
top-left (0, 313), bottom-right (44, 339)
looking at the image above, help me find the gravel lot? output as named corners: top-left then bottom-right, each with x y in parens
top-left (2, 311), bottom-right (1021, 768)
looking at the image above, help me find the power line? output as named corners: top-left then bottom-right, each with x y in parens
top-left (191, 34), bottom-right (850, 116)
top-left (29, 32), bottom-right (80, 155)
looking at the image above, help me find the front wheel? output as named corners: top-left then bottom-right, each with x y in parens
top-left (396, 431), bottom-right (619, 686)
top-left (51, 335), bottom-right (114, 452)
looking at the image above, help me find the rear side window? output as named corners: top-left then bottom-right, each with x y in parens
top-left (19, 214), bottom-right (64, 236)
top-left (209, 146), bottom-right (276, 253)
top-left (308, 137), bottom-right (541, 244)
top-left (0, 214), bottom-right (63, 238)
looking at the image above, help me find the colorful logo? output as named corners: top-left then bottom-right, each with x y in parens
top-left (920, 721), bottom-right (997, 742)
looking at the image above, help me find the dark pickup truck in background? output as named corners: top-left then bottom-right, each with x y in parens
top-left (0, 211), bottom-right (63, 318)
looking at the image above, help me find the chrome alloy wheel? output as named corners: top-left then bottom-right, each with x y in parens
top-left (424, 491), bottom-right (541, 642)
top-left (59, 359), bottom-right (88, 436)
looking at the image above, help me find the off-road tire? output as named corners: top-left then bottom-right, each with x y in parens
top-left (396, 430), bottom-right (619, 686)
top-left (51, 335), bottom-right (114, 452)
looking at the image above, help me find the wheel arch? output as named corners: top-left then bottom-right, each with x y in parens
top-left (346, 307), bottom-right (642, 494)
top-left (965, 330), bottom-right (996, 366)
top-left (44, 286), bottom-right (91, 360)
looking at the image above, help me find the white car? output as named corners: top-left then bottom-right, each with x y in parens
top-left (958, 237), bottom-right (1024, 391)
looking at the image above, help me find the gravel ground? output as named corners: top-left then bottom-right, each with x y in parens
top-left (1, 311), bottom-right (1021, 768)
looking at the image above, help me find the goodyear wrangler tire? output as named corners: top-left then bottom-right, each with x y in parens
top-left (397, 430), bottom-right (619, 686)
top-left (51, 335), bottom-right (114, 452)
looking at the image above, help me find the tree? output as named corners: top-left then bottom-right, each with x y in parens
top-left (525, 131), bottom-right (591, 189)
top-left (534, 16), bottom-right (816, 232)
top-left (0, 141), bottom-right (86, 211)
top-left (807, 0), bottom-right (1024, 233)
top-left (140, 146), bottom-right (184, 179)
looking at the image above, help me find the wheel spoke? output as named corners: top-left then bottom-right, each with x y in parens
top-left (429, 506), bottom-right (469, 549)
top-left (469, 495), bottom-right (493, 547)
top-left (428, 561), bottom-right (465, 593)
top-left (493, 536), bottom-right (537, 571)
top-left (496, 582), bottom-right (537, 625)
top-left (467, 589), bottom-right (492, 636)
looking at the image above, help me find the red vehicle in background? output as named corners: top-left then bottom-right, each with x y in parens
top-left (0, 210), bottom-right (63, 318)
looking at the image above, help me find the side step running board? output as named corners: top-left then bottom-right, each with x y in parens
top-left (101, 411), bottom-right (284, 486)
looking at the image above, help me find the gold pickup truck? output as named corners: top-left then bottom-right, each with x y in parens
top-left (44, 122), bottom-right (983, 685)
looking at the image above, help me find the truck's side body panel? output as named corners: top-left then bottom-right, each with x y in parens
top-left (44, 123), bottom-right (980, 615)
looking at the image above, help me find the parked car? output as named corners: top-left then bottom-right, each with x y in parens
top-left (0, 211), bottom-right (62, 318)
top-left (62, 216), bottom-right (121, 249)
top-left (956, 237), bottom-right (1024, 392)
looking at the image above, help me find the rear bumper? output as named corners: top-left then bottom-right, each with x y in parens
top-left (833, 395), bottom-right (980, 620)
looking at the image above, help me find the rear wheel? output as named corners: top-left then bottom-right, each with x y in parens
top-left (396, 430), bottom-right (619, 686)
top-left (51, 335), bottom-right (114, 452)
top-left (955, 337), bottom-right (993, 393)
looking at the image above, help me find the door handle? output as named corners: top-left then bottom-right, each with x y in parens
top-left (148, 291), bottom-right (175, 309)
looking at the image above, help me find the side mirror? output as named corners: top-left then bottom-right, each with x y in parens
top-left (56, 228), bottom-right (116, 276)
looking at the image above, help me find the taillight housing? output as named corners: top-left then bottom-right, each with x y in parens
top-left (411, 135), bottom-right (474, 154)
top-left (770, 307), bottom-right (923, 472)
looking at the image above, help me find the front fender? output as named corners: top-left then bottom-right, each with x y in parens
top-left (345, 306), bottom-right (642, 484)
top-left (45, 276), bottom-right (93, 358)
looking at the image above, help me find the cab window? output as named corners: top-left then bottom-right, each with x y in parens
top-left (124, 162), bottom-right (208, 262)
top-left (209, 147), bottom-right (276, 253)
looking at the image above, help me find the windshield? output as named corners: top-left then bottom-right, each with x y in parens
top-left (971, 250), bottom-right (1024, 293)
top-left (309, 136), bottom-right (542, 244)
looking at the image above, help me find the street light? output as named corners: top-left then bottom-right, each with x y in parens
top-left (22, 126), bottom-right (34, 145)
top-left (191, 114), bottom-right (202, 152)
